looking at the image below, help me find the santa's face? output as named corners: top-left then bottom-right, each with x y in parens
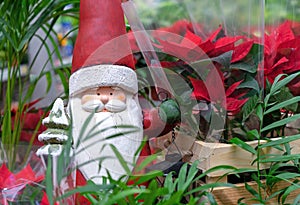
top-left (69, 86), bottom-right (143, 184)
top-left (81, 87), bottom-right (127, 113)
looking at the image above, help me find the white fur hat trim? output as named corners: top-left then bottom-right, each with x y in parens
top-left (69, 65), bottom-right (138, 96)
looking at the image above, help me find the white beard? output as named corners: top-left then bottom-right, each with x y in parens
top-left (69, 94), bottom-right (143, 184)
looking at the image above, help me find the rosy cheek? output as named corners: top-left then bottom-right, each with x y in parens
top-left (81, 95), bottom-right (99, 105)
top-left (117, 94), bottom-right (126, 102)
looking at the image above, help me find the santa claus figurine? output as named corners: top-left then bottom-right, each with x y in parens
top-left (68, 0), bottom-right (180, 191)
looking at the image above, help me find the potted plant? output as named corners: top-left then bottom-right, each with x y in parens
top-left (0, 0), bottom-right (79, 204)
top-left (128, 1), bottom-right (300, 204)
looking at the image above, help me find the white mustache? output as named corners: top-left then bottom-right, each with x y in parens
top-left (81, 100), bottom-right (104, 112)
top-left (82, 99), bottom-right (126, 113)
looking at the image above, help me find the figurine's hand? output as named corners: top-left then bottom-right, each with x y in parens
top-left (143, 99), bottom-right (180, 138)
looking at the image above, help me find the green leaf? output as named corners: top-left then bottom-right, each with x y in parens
top-left (58, 183), bottom-right (114, 201)
top-left (292, 192), bottom-right (300, 204)
top-left (211, 51), bottom-right (233, 68)
top-left (106, 189), bottom-right (150, 205)
top-left (55, 68), bottom-right (70, 97)
top-left (275, 172), bottom-right (300, 180)
top-left (45, 71), bottom-right (52, 93)
top-left (270, 72), bottom-right (300, 95)
top-left (230, 61), bottom-right (257, 73)
top-left (259, 134), bottom-right (300, 148)
top-left (261, 114), bottom-right (300, 132)
top-left (271, 87), bottom-right (298, 112)
top-left (46, 156), bottom-right (54, 205)
top-left (242, 95), bottom-right (259, 122)
top-left (238, 74), bottom-right (260, 94)
top-left (109, 144), bottom-right (131, 175)
top-left (18, 2), bottom-right (58, 51)
top-left (259, 154), bottom-right (300, 163)
top-left (164, 172), bottom-right (176, 196)
top-left (245, 182), bottom-right (259, 198)
top-left (265, 96), bottom-right (300, 115)
top-left (185, 182), bottom-right (235, 196)
top-left (281, 182), bottom-right (300, 203)
top-left (246, 129), bottom-right (260, 140)
top-left (132, 170), bottom-right (162, 186)
top-left (177, 163), bottom-right (187, 191)
top-left (162, 191), bottom-right (183, 205)
top-left (230, 138), bottom-right (257, 155)
top-left (256, 104), bottom-right (263, 122)
top-left (186, 160), bottom-right (200, 184)
top-left (134, 154), bottom-right (158, 173)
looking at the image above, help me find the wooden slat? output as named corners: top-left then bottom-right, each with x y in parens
top-left (190, 138), bottom-right (300, 178)
top-left (211, 179), bottom-right (300, 204)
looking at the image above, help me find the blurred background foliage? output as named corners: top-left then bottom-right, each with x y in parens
top-left (134, 0), bottom-right (300, 31)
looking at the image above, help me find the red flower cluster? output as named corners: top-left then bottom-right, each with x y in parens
top-left (264, 21), bottom-right (300, 95)
top-left (0, 163), bottom-right (44, 204)
top-left (130, 20), bottom-right (255, 115)
top-left (130, 20), bottom-right (300, 116)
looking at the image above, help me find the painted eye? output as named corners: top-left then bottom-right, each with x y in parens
top-left (97, 92), bottom-right (100, 96)
top-left (110, 93), bottom-right (113, 95)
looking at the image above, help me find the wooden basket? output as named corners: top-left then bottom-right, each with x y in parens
top-left (151, 132), bottom-right (300, 204)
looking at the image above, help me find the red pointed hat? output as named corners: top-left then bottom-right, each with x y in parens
top-left (69, 0), bottom-right (137, 96)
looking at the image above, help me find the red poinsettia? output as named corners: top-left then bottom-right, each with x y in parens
top-left (264, 21), bottom-right (300, 84)
top-left (130, 20), bottom-right (258, 117)
top-left (0, 163), bottom-right (44, 204)
top-left (151, 25), bottom-right (251, 63)
top-left (190, 70), bottom-right (248, 115)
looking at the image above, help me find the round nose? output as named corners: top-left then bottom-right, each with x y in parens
top-left (100, 95), bottom-right (109, 104)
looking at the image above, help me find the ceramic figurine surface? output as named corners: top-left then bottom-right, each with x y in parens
top-left (69, 66), bottom-right (143, 184)
top-left (68, 0), bottom-right (144, 184)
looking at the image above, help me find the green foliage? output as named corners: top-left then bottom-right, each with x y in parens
top-left (230, 71), bottom-right (300, 204)
top-left (44, 114), bottom-right (239, 204)
top-left (0, 0), bottom-right (79, 169)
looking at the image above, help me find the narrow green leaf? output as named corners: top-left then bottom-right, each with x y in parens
top-left (261, 114), bottom-right (300, 132)
top-left (164, 172), bottom-right (176, 195)
top-left (45, 71), bottom-right (52, 93)
top-left (246, 129), bottom-right (260, 140)
top-left (275, 172), bottom-right (300, 180)
top-left (133, 139), bottom-right (147, 163)
top-left (55, 68), bottom-right (70, 97)
top-left (134, 154), bottom-right (158, 173)
top-left (161, 191), bottom-right (183, 205)
top-left (230, 138), bottom-right (257, 155)
top-left (292, 192), bottom-right (300, 204)
top-left (109, 144), bottom-right (131, 175)
top-left (270, 74), bottom-right (286, 95)
top-left (260, 154), bottom-right (300, 163)
top-left (245, 182), bottom-right (259, 198)
top-left (185, 182), bottom-right (235, 196)
top-left (46, 156), bottom-right (54, 205)
top-left (75, 112), bottom-right (95, 148)
top-left (58, 184), bottom-right (114, 200)
top-left (106, 189), bottom-right (149, 205)
top-left (265, 96), bottom-right (300, 115)
top-left (177, 163), bottom-right (187, 191)
top-left (270, 72), bottom-right (300, 95)
top-left (132, 170), bottom-right (163, 186)
top-left (242, 95), bottom-right (259, 122)
top-left (256, 104), bottom-right (263, 122)
top-left (281, 182), bottom-right (300, 203)
top-left (259, 134), bottom-right (300, 148)
top-left (0, 18), bottom-right (18, 50)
